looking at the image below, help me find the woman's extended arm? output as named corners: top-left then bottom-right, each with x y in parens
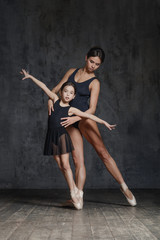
top-left (21, 69), bottom-right (58, 103)
top-left (67, 107), bottom-right (116, 131)
top-left (86, 79), bottom-right (100, 114)
top-left (50, 68), bottom-right (76, 94)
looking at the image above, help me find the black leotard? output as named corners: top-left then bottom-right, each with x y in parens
top-left (44, 99), bottom-right (74, 155)
top-left (67, 68), bottom-right (97, 127)
top-left (68, 68), bottom-right (97, 111)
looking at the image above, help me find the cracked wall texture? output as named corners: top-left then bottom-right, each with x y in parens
top-left (0, 0), bottom-right (160, 188)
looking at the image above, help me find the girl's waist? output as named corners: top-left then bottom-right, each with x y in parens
top-left (47, 126), bottom-right (66, 132)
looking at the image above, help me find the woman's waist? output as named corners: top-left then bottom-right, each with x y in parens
top-left (69, 100), bottom-right (89, 111)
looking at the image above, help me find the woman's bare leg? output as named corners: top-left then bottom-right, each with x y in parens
top-left (66, 126), bottom-right (86, 190)
top-left (79, 119), bottom-right (133, 200)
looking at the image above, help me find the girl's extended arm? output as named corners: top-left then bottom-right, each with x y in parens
top-left (60, 78), bottom-right (100, 127)
top-left (67, 107), bottom-right (116, 130)
top-left (21, 69), bottom-right (58, 103)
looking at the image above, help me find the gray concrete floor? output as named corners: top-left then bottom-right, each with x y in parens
top-left (0, 189), bottom-right (160, 240)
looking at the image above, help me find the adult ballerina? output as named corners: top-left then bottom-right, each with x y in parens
top-left (48, 47), bottom-right (137, 207)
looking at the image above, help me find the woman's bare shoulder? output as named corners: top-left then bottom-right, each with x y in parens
top-left (66, 68), bottom-right (77, 76)
top-left (58, 68), bottom-right (77, 85)
top-left (90, 78), bottom-right (100, 86)
top-left (89, 78), bottom-right (100, 92)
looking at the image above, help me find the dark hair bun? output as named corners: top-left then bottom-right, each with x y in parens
top-left (87, 47), bottom-right (105, 63)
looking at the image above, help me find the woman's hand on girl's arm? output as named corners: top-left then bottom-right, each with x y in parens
top-left (48, 99), bottom-right (54, 115)
top-left (60, 116), bottom-right (81, 128)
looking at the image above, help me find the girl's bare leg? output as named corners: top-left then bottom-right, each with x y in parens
top-left (79, 119), bottom-right (134, 200)
top-left (54, 154), bottom-right (75, 190)
top-left (54, 154), bottom-right (80, 207)
top-left (66, 126), bottom-right (86, 191)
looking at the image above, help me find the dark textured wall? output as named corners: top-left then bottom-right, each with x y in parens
top-left (0, 0), bottom-right (160, 189)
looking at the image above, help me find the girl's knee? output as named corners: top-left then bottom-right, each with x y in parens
top-left (56, 161), bottom-right (63, 171)
top-left (73, 155), bottom-right (84, 168)
top-left (54, 156), bottom-right (62, 170)
top-left (61, 162), bottom-right (71, 172)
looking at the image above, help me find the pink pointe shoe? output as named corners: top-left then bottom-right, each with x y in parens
top-left (120, 182), bottom-right (137, 206)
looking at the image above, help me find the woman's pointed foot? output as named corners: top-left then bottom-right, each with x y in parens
top-left (120, 182), bottom-right (137, 206)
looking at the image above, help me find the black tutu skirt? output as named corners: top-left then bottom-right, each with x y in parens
top-left (44, 127), bottom-right (74, 156)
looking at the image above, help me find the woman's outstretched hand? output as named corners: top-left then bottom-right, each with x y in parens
top-left (61, 116), bottom-right (79, 128)
top-left (48, 99), bottom-right (54, 115)
top-left (104, 121), bottom-right (116, 130)
top-left (20, 69), bottom-right (31, 80)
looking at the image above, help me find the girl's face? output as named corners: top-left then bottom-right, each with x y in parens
top-left (61, 85), bottom-right (75, 103)
top-left (85, 56), bottom-right (101, 72)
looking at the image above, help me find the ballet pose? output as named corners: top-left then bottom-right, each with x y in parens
top-left (21, 69), bottom-right (116, 209)
top-left (48, 47), bottom-right (137, 207)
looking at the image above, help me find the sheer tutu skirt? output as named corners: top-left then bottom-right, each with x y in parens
top-left (44, 127), bottom-right (74, 156)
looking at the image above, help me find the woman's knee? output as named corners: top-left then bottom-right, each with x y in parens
top-left (96, 145), bottom-right (112, 164)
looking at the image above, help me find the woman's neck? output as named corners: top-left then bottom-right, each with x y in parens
top-left (82, 66), bottom-right (92, 75)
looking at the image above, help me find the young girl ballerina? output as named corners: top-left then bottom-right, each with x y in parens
top-left (21, 69), bottom-right (116, 210)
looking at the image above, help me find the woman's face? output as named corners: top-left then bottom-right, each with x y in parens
top-left (85, 56), bottom-right (101, 72)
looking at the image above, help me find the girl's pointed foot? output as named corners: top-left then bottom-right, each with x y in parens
top-left (78, 189), bottom-right (84, 209)
top-left (70, 188), bottom-right (81, 210)
top-left (74, 186), bottom-right (84, 209)
top-left (120, 182), bottom-right (137, 206)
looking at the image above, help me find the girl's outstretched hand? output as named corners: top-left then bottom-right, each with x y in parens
top-left (20, 69), bottom-right (31, 80)
top-left (104, 121), bottom-right (116, 130)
